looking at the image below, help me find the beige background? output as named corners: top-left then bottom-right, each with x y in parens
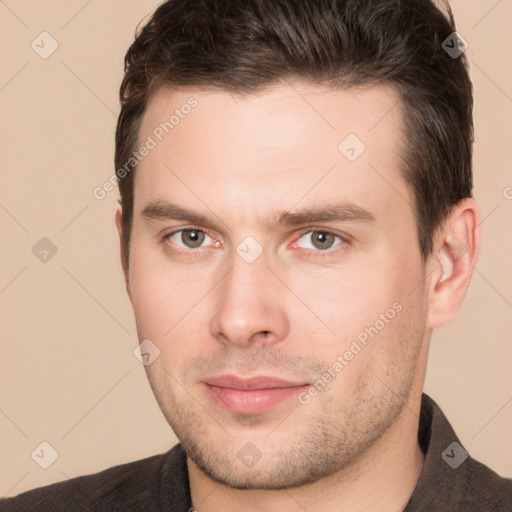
top-left (1, 0), bottom-right (511, 497)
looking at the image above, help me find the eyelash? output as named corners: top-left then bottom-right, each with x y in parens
top-left (162, 228), bottom-right (349, 258)
top-left (293, 228), bottom-right (349, 257)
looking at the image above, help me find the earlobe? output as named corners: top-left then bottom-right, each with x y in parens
top-left (115, 209), bottom-right (132, 301)
top-left (427, 199), bottom-right (480, 328)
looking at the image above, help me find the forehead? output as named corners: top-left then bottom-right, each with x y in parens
top-left (134, 81), bottom-right (410, 226)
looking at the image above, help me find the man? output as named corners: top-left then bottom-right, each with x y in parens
top-left (2, 0), bottom-right (511, 510)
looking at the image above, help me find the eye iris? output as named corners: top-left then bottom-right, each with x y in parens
top-left (312, 231), bottom-right (335, 250)
top-left (182, 229), bottom-right (205, 248)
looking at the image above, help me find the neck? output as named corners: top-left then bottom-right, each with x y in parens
top-left (188, 395), bottom-right (425, 512)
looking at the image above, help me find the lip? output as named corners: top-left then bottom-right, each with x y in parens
top-left (201, 375), bottom-right (309, 414)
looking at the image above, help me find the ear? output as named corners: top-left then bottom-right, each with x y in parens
top-left (426, 198), bottom-right (480, 328)
top-left (115, 208), bottom-right (132, 302)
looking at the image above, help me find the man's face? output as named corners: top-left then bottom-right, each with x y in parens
top-left (124, 82), bottom-right (430, 489)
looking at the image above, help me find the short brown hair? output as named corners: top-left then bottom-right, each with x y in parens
top-left (115, 0), bottom-right (473, 263)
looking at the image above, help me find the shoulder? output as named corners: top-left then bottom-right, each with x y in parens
top-left (407, 394), bottom-right (512, 511)
top-left (0, 447), bottom-right (179, 512)
top-left (462, 457), bottom-right (512, 511)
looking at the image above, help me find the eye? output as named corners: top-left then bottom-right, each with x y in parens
top-left (295, 230), bottom-right (343, 251)
top-left (166, 228), bottom-right (214, 249)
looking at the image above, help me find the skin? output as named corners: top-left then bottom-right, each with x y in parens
top-left (116, 81), bottom-right (479, 512)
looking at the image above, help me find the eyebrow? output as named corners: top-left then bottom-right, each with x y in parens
top-left (272, 204), bottom-right (376, 228)
top-left (141, 200), bottom-right (376, 231)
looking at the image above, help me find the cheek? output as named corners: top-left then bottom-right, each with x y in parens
top-left (128, 248), bottom-right (207, 340)
top-left (286, 264), bottom-right (394, 327)
top-left (284, 250), bottom-right (422, 352)
top-left (130, 263), bottom-right (169, 333)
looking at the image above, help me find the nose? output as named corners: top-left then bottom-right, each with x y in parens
top-left (209, 252), bottom-right (289, 348)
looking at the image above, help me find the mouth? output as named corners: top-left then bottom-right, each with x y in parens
top-left (201, 375), bottom-right (310, 414)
